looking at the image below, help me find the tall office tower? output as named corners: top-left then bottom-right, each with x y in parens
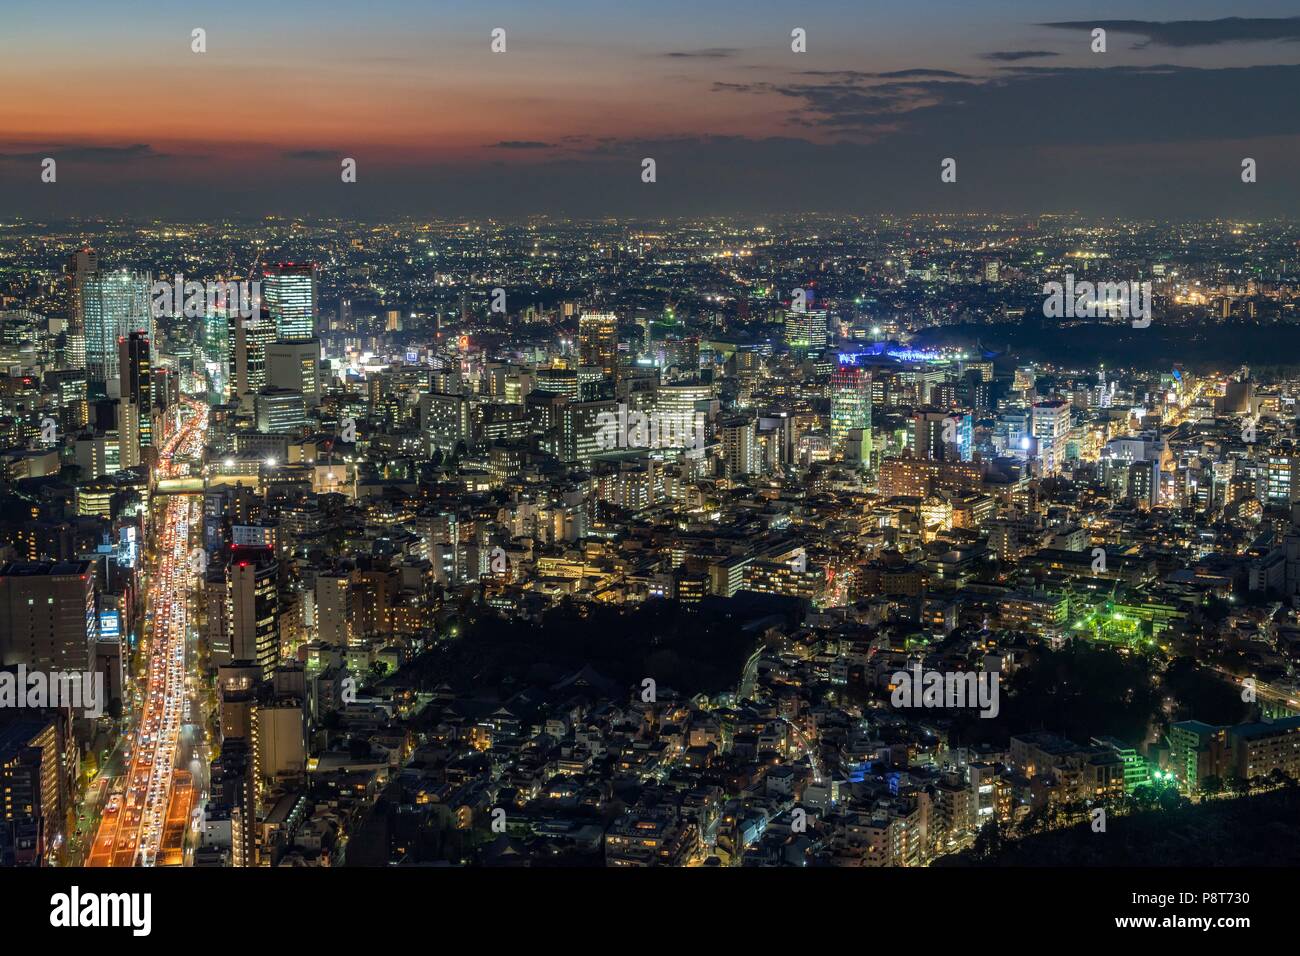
top-left (230, 306), bottom-right (276, 414)
top-left (265, 339), bottom-right (321, 406)
top-left (560, 399), bottom-right (618, 465)
top-left (82, 268), bottom-right (152, 394)
top-left (254, 387), bottom-right (306, 434)
top-left (202, 308), bottom-right (230, 404)
top-left (533, 368), bottom-right (581, 401)
top-left (758, 410), bottom-right (794, 466)
top-left (49, 369), bottom-right (89, 432)
top-left (262, 263), bottom-right (317, 341)
top-left (784, 309), bottom-right (829, 352)
top-left (911, 408), bottom-right (952, 461)
top-left (578, 312), bottom-right (619, 380)
top-left (204, 565), bottom-right (231, 666)
top-left (119, 397), bottom-right (141, 470)
top-left (1125, 460), bottom-right (1159, 508)
top-left (117, 332), bottom-right (153, 468)
top-left (652, 381), bottom-right (714, 422)
top-left (0, 560), bottom-right (98, 673)
top-left (1265, 442), bottom-right (1300, 505)
top-left (1031, 399), bottom-right (1072, 476)
top-left (831, 362), bottom-right (872, 461)
top-left (720, 415), bottom-right (759, 478)
top-left (64, 248), bottom-right (96, 372)
top-left (227, 547), bottom-right (280, 682)
top-left (421, 392), bottom-right (473, 454)
top-left (315, 572), bottom-right (353, 646)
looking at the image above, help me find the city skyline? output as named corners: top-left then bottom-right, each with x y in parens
top-left (0, 2), bottom-right (1293, 929)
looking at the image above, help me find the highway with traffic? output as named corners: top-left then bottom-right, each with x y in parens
top-left (86, 398), bottom-right (208, 867)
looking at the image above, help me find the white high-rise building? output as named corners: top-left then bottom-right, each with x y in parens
top-left (720, 415), bottom-right (759, 477)
top-left (1031, 400), bottom-right (1071, 476)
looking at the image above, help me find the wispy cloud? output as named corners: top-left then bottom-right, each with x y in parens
top-left (282, 149), bottom-right (339, 160)
top-left (662, 48), bottom-right (740, 59)
top-left (487, 141), bottom-right (556, 150)
top-left (0, 143), bottom-right (161, 163)
top-left (1043, 16), bottom-right (1300, 48)
top-left (981, 50), bottom-right (1059, 62)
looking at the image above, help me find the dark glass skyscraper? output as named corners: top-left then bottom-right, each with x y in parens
top-left (262, 263), bottom-right (317, 342)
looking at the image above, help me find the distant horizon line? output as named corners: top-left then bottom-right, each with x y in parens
top-left (1, 213), bottom-right (1294, 227)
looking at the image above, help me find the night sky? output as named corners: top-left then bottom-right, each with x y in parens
top-left (4, 0), bottom-right (1300, 218)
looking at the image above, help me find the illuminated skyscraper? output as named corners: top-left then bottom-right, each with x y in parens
top-left (227, 547), bottom-right (279, 682)
top-left (785, 309), bottom-right (829, 352)
top-left (118, 331), bottom-right (153, 467)
top-left (561, 399), bottom-right (618, 465)
top-left (263, 263), bottom-right (317, 341)
top-left (230, 306), bottom-right (277, 414)
top-left (1031, 400), bottom-right (1072, 476)
top-left (203, 309), bottom-right (230, 404)
top-left (831, 362), bottom-right (871, 462)
top-left (578, 312), bottom-right (619, 380)
top-left (82, 268), bottom-right (152, 394)
top-left (1264, 443), bottom-right (1300, 505)
top-left (64, 248), bottom-right (96, 373)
